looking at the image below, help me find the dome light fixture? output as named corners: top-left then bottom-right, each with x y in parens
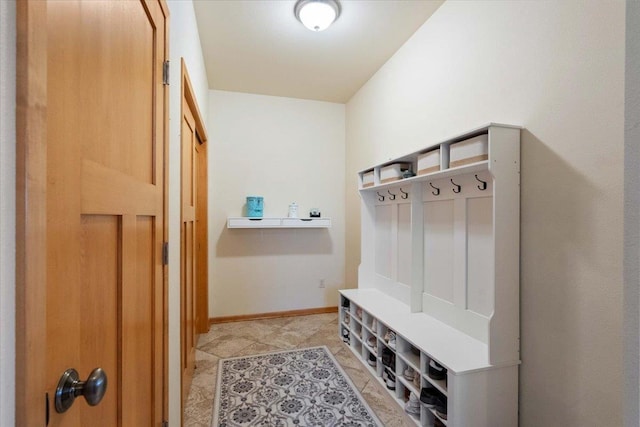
top-left (294, 0), bottom-right (340, 32)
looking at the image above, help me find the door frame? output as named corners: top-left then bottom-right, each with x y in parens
top-left (180, 58), bottom-right (209, 335)
top-left (179, 58), bottom-right (209, 414)
top-left (14, 1), bottom-right (170, 425)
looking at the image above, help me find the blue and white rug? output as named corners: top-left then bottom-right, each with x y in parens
top-left (212, 346), bottom-right (383, 427)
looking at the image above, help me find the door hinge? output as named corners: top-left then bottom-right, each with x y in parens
top-left (162, 242), bottom-right (169, 265)
top-left (45, 392), bottom-right (50, 426)
top-left (162, 60), bottom-right (170, 85)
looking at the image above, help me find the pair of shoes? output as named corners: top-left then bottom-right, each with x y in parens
top-left (383, 368), bottom-right (396, 390)
top-left (355, 307), bottom-right (363, 320)
top-left (404, 392), bottom-right (420, 416)
top-left (412, 371), bottom-right (421, 388)
top-left (383, 330), bottom-right (397, 349)
top-left (341, 327), bottom-right (350, 343)
top-left (341, 299), bottom-right (350, 309)
top-left (370, 318), bottom-right (377, 332)
top-left (344, 313), bottom-right (350, 326)
top-left (419, 387), bottom-right (439, 408)
top-left (403, 366), bottom-right (415, 381)
top-left (381, 348), bottom-right (395, 369)
top-left (367, 352), bottom-right (377, 367)
top-left (434, 397), bottom-right (447, 420)
top-left (367, 335), bottom-right (376, 348)
top-left (428, 359), bottom-right (447, 381)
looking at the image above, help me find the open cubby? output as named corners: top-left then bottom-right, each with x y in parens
top-left (340, 123), bottom-right (521, 426)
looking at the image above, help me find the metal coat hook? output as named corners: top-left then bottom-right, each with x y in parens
top-left (429, 182), bottom-right (440, 196)
top-left (400, 188), bottom-right (408, 199)
top-left (475, 174), bottom-right (487, 191)
top-left (377, 192), bottom-right (385, 202)
top-left (451, 179), bottom-right (461, 193)
top-left (387, 190), bottom-right (396, 200)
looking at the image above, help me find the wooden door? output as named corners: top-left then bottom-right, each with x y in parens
top-left (16, 1), bottom-right (168, 426)
top-left (181, 100), bottom-right (197, 402)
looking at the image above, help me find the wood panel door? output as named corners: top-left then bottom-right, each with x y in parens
top-left (181, 99), bottom-right (197, 402)
top-left (16, 1), bottom-right (168, 425)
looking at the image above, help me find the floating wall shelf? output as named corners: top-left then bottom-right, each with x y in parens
top-left (227, 217), bottom-right (331, 229)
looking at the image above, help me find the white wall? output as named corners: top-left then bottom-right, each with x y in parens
top-left (345, 2), bottom-right (624, 426)
top-left (208, 90), bottom-right (346, 317)
top-left (624, 1), bottom-right (640, 425)
top-left (166, 1), bottom-right (209, 425)
top-left (0, 1), bottom-right (16, 426)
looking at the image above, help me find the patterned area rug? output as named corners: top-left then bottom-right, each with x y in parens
top-left (212, 346), bottom-right (383, 427)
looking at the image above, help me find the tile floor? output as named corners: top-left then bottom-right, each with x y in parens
top-left (183, 312), bottom-right (415, 427)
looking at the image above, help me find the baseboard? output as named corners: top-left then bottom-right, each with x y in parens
top-left (209, 306), bottom-right (338, 324)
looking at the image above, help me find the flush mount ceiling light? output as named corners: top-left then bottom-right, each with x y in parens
top-left (294, 0), bottom-right (340, 32)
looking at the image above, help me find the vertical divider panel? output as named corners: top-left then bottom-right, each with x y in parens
top-left (410, 182), bottom-right (424, 313)
top-left (390, 202), bottom-right (399, 282)
top-left (467, 196), bottom-right (494, 317)
top-left (397, 202), bottom-right (412, 287)
top-left (453, 198), bottom-right (468, 309)
top-left (375, 204), bottom-right (393, 279)
top-left (423, 199), bottom-right (454, 303)
top-left (360, 192), bottom-right (377, 287)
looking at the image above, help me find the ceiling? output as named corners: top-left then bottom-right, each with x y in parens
top-left (193, 1), bottom-right (444, 103)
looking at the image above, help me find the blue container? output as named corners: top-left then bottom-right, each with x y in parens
top-left (246, 196), bottom-right (264, 217)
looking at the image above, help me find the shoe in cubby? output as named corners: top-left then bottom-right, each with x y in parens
top-left (367, 335), bottom-right (376, 348)
top-left (419, 387), bottom-right (439, 408)
top-left (341, 327), bottom-right (350, 343)
top-left (381, 347), bottom-right (395, 369)
top-left (434, 397), bottom-right (447, 420)
top-left (384, 368), bottom-right (396, 390)
top-left (428, 359), bottom-right (447, 381)
top-left (413, 371), bottom-right (421, 389)
top-left (371, 318), bottom-right (377, 333)
top-left (367, 352), bottom-right (377, 367)
top-left (403, 366), bottom-right (415, 381)
top-left (404, 392), bottom-right (420, 416)
top-left (344, 313), bottom-right (350, 326)
top-left (383, 329), bottom-right (397, 349)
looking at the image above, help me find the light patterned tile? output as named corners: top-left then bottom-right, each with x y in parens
top-left (281, 312), bottom-right (337, 334)
top-left (257, 328), bottom-right (310, 350)
top-left (199, 335), bottom-right (255, 358)
top-left (234, 342), bottom-right (285, 357)
top-left (229, 321), bottom-right (282, 341)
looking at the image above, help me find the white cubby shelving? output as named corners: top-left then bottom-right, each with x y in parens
top-left (340, 123), bottom-right (521, 427)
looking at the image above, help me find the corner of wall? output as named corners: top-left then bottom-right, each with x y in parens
top-left (0, 0), bottom-right (17, 425)
top-left (623, 1), bottom-right (640, 425)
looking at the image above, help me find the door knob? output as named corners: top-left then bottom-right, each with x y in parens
top-left (55, 368), bottom-right (107, 413)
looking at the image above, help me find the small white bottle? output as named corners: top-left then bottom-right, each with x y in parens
top-left (288, 202), bottom-right (298, 218)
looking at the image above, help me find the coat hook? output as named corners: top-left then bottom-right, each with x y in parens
top-left (451, 179), bottom-right (461, 193)
top-left (377, 191), bottom-right (385, 202)
top-left (400, 188), bottom-right (408, 199)
top-left (429, 182), bottom-right (440, 196)
top-left (475, 174), bottom-right (487, 190)
top-left (387, 190), bottom-right (396, 200)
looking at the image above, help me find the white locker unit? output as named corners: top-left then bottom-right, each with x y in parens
top-left (341, 123), bottom-right (521, 427)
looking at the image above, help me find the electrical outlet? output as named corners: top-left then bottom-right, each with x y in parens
top-left (319, 279), bottom-right (325, 288)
